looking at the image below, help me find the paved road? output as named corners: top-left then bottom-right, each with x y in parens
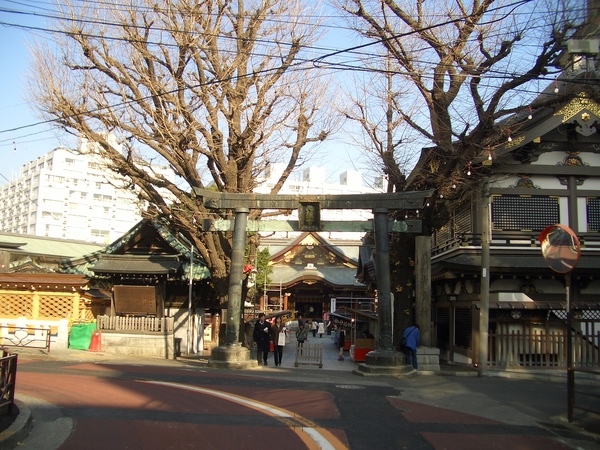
top-left (7, 342), bottom-right (600, 450)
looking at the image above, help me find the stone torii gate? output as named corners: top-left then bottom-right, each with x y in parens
top-left (193, 188), bottom-right (432, 371)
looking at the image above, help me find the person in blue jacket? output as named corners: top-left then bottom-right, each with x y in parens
top-left (402, 324), bottom-right (420, 369)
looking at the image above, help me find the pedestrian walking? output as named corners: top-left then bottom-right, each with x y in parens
top-left (336, 326), bottom-right (345, 361)
top-left (401, 324), bottom-right (420, 369)
top-left (296, 321), bottom-right (309, 356)
top-left (271, 316), bottom-right (287, 366)
top-left (253, 313), bottom-right (272, 366)
top-left (317, 321), bottom-right (325, 338)
top-left (311, 320), bottom-right (318, 338)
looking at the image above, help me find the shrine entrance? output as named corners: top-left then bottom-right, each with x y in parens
top-left (193, 187), bottom-right (432, 372)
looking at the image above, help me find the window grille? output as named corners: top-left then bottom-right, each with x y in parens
top-left (491, 195), bottom-right (559, 231)
top-left (436, 225), bottom-right (451, 245)
top-left (436, 307), bottom-right (450, 346)
top-left (454, 307), bottom-right (472, 349)
top-left (455, 205), bottom-right (472, 234)
top-left (587, 197), bottom-right (600, 232)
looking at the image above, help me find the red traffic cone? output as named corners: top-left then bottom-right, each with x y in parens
top-left (89, 330), bottom-right (102, 352)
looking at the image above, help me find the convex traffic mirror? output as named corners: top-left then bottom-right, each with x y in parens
top-left (538, 224), bottom-right (580, 273)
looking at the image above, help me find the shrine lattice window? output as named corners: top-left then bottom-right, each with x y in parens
top-left (587, 198), bottom-right (600, 232)
top-left (491, 195), bottom-right (559, 231)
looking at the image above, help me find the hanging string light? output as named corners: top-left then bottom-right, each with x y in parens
top-left (528, 106), bottom-right (533, 120)
top-left (554, 77), bottom-right (559, 94)
top-left (467, 162), bottom-right (472, 176)
top-left (507, 129), bottom-right (512, 142)
top-left (482, 146), bottom-right (493, 166)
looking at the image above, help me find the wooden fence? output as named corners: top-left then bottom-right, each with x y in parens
top-left (488, 329), bottom-right (600, 368)
top-left (294, 342), bottom-right (323, 368)
top-left (96, 315), bottom-right (174, 333)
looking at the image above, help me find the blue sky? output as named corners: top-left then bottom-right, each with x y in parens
top-left (0, 11), bottom-right (69, 180)
top-left (0, 6), bottom-right (369, 186)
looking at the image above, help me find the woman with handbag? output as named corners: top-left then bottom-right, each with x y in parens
top-left (271, 316), bottom-right (287, 366)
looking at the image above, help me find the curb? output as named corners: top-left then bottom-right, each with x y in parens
top-left (0, 400), bottom-right (32, 450)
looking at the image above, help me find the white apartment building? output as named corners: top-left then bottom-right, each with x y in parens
top-left (0, 145), bottom-right (165, 244)
top-left (0, 147), bottom-right (381, 245)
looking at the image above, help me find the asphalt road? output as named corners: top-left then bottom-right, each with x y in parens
top-left (10, 352), bottom-right (600, 450)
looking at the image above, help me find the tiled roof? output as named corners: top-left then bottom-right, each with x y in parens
top-left (0, 232), bottom-right (102, 259)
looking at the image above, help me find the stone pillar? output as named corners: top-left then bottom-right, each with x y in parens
top-left (355, 209), bottom-right (412, 377)
top-left (413, 236), bottom-right (440, 372)
top-left (415, 235), bottom-right (432, 346)
top-left (225, 208), bottom-right (248, 345)
top-left (209, 208), bottom-right (257, 369)
top-left (373, 209), bottom-right (393, 351)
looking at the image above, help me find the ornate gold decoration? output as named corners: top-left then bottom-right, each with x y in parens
top-left (558, 151), bottom-right (589, 167)
top-left (512, 175), bottom-right (539, 189)
top-left (504, 135), bottom-right (525, 149)
top-left (428, 159), bottom-right (439, 173)
top-left (554, 92), bottom-right (600, 123)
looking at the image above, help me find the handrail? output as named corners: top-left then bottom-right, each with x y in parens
top-left (0, 326), bottom-right (52, 353)
top-left (0, 347), bottom-right (18, 416)
top-left (433, 231), bottom-right (600, 255)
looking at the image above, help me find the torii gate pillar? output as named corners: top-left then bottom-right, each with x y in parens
top-left (209, 208), bottom-right (256, 369)
top-left (353, 209), bottom-right (409, 376)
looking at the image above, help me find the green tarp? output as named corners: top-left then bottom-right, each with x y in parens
top-left (69, 323), bottom-right (96, 350)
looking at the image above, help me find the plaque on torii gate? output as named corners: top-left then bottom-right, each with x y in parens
top-left (193, 187), bottom-right (433, 370)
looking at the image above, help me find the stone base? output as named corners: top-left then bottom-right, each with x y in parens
top-left (208, 344), bottom-right (258, 370)
top-left (101, 332), bottom-right (177, 359)
top-left (353, 364), bottom-right (417, 378)
top-left (353, 347), bottom-right (441, 377)
top-left (414, 346), bottom-right (441, 372)
top-left (354, 350), bottom-right (416, 378)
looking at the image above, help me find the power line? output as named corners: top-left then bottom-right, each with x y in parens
top-left (0, 0), bottom-right (590, 142)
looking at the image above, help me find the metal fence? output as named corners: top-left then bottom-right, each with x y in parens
top-left (488, 328), bottom-right (600, 368)
top-left (0, 325), bottom-right (52, 352)
top-left (0, 348), bottom-right (18, 416)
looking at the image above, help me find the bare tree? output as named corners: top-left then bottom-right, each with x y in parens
top-left (342, 53), bottom-right (421, 192)
top-left (333, 0), bottom-right (583, 343)
top-left (334, 0), bottom-right (582, 199)
top-left (28, 0), bottom-right (335, 306)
